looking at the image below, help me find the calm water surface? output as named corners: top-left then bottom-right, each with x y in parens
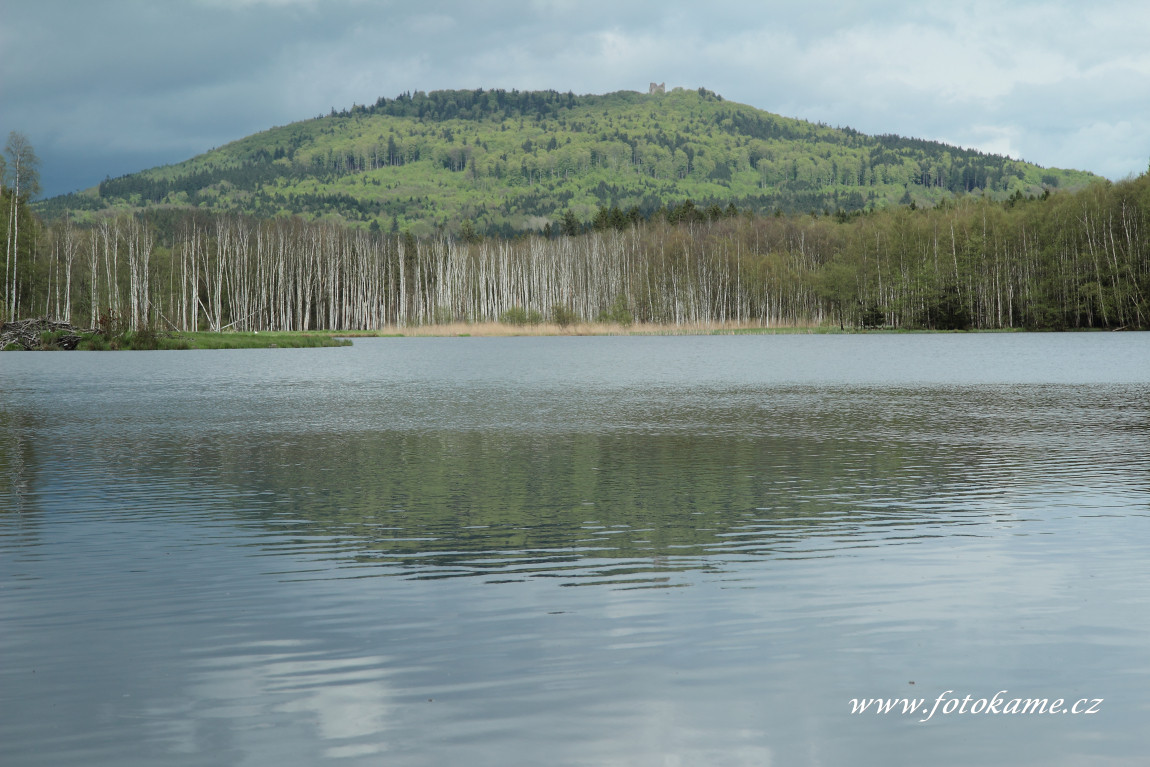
top-left (2, 334), bottom-right (1149, 766)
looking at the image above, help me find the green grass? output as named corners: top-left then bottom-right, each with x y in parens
top-left (173, 332), bottom-right (352, 349)
top-left (70, 330), bottom-right (352, 350)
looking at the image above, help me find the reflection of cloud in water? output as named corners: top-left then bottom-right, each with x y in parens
top-left (170, 646), bottom-right (396, 760)
top-left (592, 709), bottom-right (774, 767)
top-left (273, 657), bottom-right (393, 758)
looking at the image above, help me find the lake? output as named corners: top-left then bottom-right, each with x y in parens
top-left (2, 333), bottom-right (1149, 766)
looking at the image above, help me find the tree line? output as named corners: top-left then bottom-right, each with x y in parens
top-left (5, 124), bottom-right (1148, 333)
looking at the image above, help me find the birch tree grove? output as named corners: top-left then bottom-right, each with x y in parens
top-left (9, 171), bottom-right (1150, 333)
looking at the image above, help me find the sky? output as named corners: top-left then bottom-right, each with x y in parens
top-left (3, 0), bottom-right (1149, 199)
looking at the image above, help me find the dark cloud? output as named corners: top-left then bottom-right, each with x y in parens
top-left (2, 0), bottom-right (1147, 197)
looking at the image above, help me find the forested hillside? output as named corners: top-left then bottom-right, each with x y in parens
top-left (37, 88), bottom-right (1097, 237)
top-left (8, 171), bottom-right (1149, 334)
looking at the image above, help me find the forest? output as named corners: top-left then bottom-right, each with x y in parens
top-left (35, 88), bottom-right (1097, 238)
top-left (5, 133), bottom-right (1148, 334)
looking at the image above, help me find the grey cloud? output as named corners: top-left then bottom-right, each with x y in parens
top-left (2, 0), bottom-right (1147, 197)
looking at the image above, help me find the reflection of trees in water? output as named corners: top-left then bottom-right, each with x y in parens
top-left (155, 422), bottom-right (979, 578)
top-left (0, 409), bottom-right (48, 561)
top-left (0, 410), bottom-right (39, 517)
top-left (13, 381), bottom-right (1144, 580)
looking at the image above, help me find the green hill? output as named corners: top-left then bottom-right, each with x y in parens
top-left (38, 87), bottom-right (1100, 236)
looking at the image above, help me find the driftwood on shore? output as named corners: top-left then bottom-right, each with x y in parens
top-left (0, 318), bottom-right (92, 351)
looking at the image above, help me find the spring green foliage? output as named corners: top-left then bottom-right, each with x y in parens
top-left (497, 306), bottom-right (545, 326)
top-left (598, 295), bottom-right (634, 326)
top-left (37, 88), bottom-right (1096, 238)
top-left (550, 304), bottom-right (578, 327)
top-left (499, 306), bottom-right (530, 326)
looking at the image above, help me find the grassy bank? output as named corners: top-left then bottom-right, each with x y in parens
top-left (26, 328), bottom-right (353, 351)
top-left (163, 331), bottom-right (353, 350)
top-left (7, 320), bottom-right (1029, 351)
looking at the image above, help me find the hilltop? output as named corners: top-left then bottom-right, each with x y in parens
top-left (38, 87), bottom-right (1100, 236)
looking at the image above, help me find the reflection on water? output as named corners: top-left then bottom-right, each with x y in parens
top-left (2, 335), bottom-right (1149, 766)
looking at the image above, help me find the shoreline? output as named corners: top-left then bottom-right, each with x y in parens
top-left (332, 321), bottom-right (1033, 338)
top-left (7, 318), bottom-right (1129, 350)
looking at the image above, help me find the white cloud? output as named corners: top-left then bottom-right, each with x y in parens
top-left (961, 125), bottom-right (1024, 161)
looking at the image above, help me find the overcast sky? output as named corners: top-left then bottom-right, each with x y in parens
top-left (3, 0), bottom-right (1149, 198)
